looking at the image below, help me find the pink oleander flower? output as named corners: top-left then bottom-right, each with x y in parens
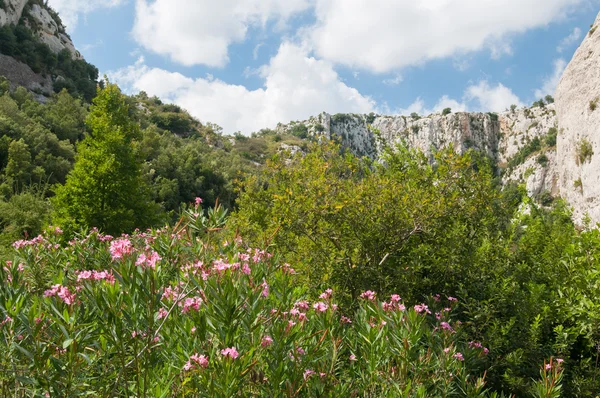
top-left (242, 263), bottom-right (251, 275)
top-left (448, 296), bottom-right (458, 302)
top-left (261, 280), bottom-right (269, 297)
top-left (414, 304), bottom-right (431, 314)
top-left (313, 302), bottom-right (328, 312)
top-left (303, 369), bottom-right (316, 380)
top-left (319, 288), bottom-right (333, 299)
top-left (157, 308), bottom-right (168, 319)
top-left (341, 316), bottom-right (352, 324)
top-left (556, 358), bottom-right (564, 364)
top-left (360, 290), bottom-right (376, 301)
top-left (136, 251), bottom-right (162, 269)
top-left (296, 347), bottom-right (305, 355)
top-left (440, 322), bottom-right (454, 332)
top-left (221, 347), bottom-right (239, 360)
top-left (350, 354), bottom-right (357, 361)
top-left (109, 238), bottom-right (133, 260)
top-left (282, 263), bottom-right (296, 274)
top-left (545, 363), bottom-right (552, 370)
top-left (453, 352), bottom-right (464, 361)
top-left (444, 347), bottom-right (451, 353)
top-left (390, 294), bottom-right (401, 302)
top-left (261, 335), bottom-right (273, 347)
top-left (295, 300), bottom-right (310, 311)
top-left (181, 297), bottom-right (203, 313)
top-left (194, 197), bottom-right (203, 207)
top-left (184, 353), bottom-right (209, 371)
top-left (44, 285), bottom-right (76, 305)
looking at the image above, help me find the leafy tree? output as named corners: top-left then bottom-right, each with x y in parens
top-left (5, 139), bottom-right (33, 188)
top-left (52, 82), bottom-right (159, 235)
top-left (442, 107), bottom-right (452, 116)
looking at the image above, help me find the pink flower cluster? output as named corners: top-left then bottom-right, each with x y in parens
top-left (0, 316), bottom-right (12, 327)
top-left (12, 235), bottom-right (44, 249)
top-left (221, 346), bottom-right (239, 360)
top-left (182, 261), bottom-right (210, 280)
top-left (382, 294), bottom-right (406, 312)
top-left (136, 251), bottom-right (162, 269)
top-left (76, 270), bottom-right (115, 284)
top-left (261, 335), bottom-right (273, 347)
top-left (414, 304), bottom-right (431, 314)
top-left (181, 297), bottom-right (203, 313)
top-left (184, 353), bottom-right (209, 371)
top-left (44, 285), bottom-right (76, 305)
top-left (109, 238), bottom-right (134, 260)
top-left (468, 341), bottom-right (489, 355)
top-left (360, 290), bottom-right (377, 301)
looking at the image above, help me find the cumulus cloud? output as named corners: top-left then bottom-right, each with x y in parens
top-left (466, 81), bottom-right (524, 111)
top-left (397, 81), bottom-right (523, 116)
top-left (109, 43), bottom-right (375, 134)
top-left (48, 0), bottom-right (125, 32)
top-left (132, 0), bottom-right (312, 67)
top-left (309, 0), bottom-right (582, 72)
top-left (534, 58), bottom-right (567, 98)
top-left (557, 27), bottom-right (582, 53)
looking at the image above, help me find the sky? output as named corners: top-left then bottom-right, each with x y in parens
top-left (47, 0), bottom-right (600, 135)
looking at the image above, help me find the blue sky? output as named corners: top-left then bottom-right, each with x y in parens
top-left (48, 0), bottom-right (600, 134)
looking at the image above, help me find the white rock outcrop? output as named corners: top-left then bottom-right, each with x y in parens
top-left (555, 13), bottom-right (600, 225)
top-left (277, 105), bottom-right (559, 201)
top-left (0, 0), bottom-right (27, 26)
top-left (0, 0), bottom-right (80, 59)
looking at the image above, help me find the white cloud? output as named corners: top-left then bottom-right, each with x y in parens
top-left (383, 74), bottom-right (403, 86)
top-left (132, 0), bottom-right (312, 67)
top-left (466, 81), bottom-right (524, 111)
top-left (109, 43), bottom-right (375, 134)
top-left (397, 81), bottom-right (523, 116)
top-left (47, 0), bottom-right (125, 32)
top-left (557, 27), bottom-right (582, 52)
top-left (309, 0), bottom-right (582, 72)
top-left (534, 58), bottom-right (567, 98)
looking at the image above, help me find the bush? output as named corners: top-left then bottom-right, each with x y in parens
top-left (290, 123), bottom-right (309, 139)
top-left (442, 108), bottom-right (452, 116)
top-left (576, 138), bottom-right (594, 165)
top-left (589, 98), bottom-right (598, 111)
top-left (536, 153), bottom-right (549, 167)
top-left (410, 112), bottom-right (420, 120)
top-left (0, 201), bottom-right (570, 396)
top-left (545, 128), bottom-right (558, 147)
top-left (507, 137), bottom-right (541, 170)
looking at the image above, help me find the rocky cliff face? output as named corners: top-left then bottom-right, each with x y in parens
top-left (555, 14), bottom-right (600, 225)
top-left (0, 0), bottom-right (80, 59)
top-left (277, 104), bottom-right (559, 201)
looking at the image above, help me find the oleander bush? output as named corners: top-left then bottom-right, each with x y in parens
top-left (0, 202), bottom-right (565, 397)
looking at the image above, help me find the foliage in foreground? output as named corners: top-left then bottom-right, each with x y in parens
top-left (0, 205), bottom-right (562, 397)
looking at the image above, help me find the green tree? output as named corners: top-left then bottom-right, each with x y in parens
top-left (52, 82), bottom-right (159, 235)
top-left (5, 139), bottom-right (33, 188)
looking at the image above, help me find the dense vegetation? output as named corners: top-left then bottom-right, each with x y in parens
top-left (0, 19), bottom-right (98, 102)
top-left (0, 33), bottom-right (598, 394)
top-left (0, 80), bottom-right (309, 253)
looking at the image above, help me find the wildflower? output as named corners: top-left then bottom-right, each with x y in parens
top-left (414, 304), bottom-right (431, 314)
top-left (157, 308), bottom-right (168, 319)
top-left (44, 285), bottom-right (76, 305)
top-left (303, 369), bottom-right (316, 380)
top-left (261, 280), bottom-right (269, 297)
top-left (440, 322), bottom-right (454, 332)
top-left (109, 238), bottom-right (134, 260)
top-left (181, 297), bottom-right (203, 313)
top-left (453, 352), bottom-right (464, 361)
top-left (261, 335), bottom-right (274, 347)
top-left (313, 302), bottom-right (328, 312)
top-left (221, 347), bottom-right (239, 360)
top-left (184, 353), bottom-right (209, 371)
top-left (136, 251), bottom-right (162, 269)
top-left (360, 290), bottom-right (376, 301)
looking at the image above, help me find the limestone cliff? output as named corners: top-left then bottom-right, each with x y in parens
top-left (0, 0), bottom-right (80, 59)
top-left (555, 13), bottom-right (600, 225)
top-left (277, 104), bottom-right (559, 202)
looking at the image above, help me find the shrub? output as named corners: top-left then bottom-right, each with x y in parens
top-left (442, 108), bottom-right (452, 116)
top-left (365, 112), bottom-right (376, 124)
top-left (589, 98), bottom-right (598, 111)
top-left (290, 123), bottom-right (309, 139)
top-left (410, 112), bottom-right (420, 120)
top-left (574, 178), bottom-right (583, 191)
top-left (510, 104), bottom-right (517, 112)
top-left (537, 153), bottom-right (549, 167)
top-left (576, 138), bottom-right (594, 165)
top-left (545, 95), bottom-right (555, 104)
top-left (507, 137), bottom-right (542, 170)
top-left (545, 128), bottom-right (558, 147)
top-left (1, 206), bottom-right (507, 397)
